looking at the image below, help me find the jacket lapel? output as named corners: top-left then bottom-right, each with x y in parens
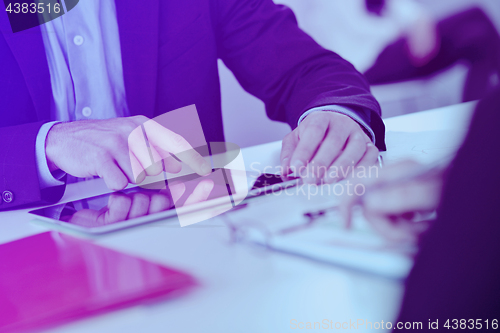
top-left (115, 0), bottom-right (159, 119)
top-left (0, 11), bottom-right (51, 122)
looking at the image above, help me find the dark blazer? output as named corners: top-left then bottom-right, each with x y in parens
top-left (396, 89), bottom-right (500, 329)
top-left (0, 0), bottom-right (386, 210)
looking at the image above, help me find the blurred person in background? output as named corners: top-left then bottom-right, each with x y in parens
top-left (341, 87), bottom-right (500, 329)
top-left (364, 0), bottom-right (500, 101)
top-left (275, 0), bottom-right (500, 116)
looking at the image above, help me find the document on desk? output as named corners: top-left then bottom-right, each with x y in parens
top-left (0, 232), bottom-right (196, 333)
top-left (384, 129), bottom-right (467, 164)
top-left (262, 212), bottom-right (416, 280)
top-left (221, 189), bottom-right (416, 279)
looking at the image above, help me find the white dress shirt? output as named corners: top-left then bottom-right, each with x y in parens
top-left (35, 0), bottom-right (374, 190)
top-left (36, 0), bottom-right (127, 188)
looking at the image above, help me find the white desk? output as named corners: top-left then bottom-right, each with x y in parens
top-left (0, 102), bottom-right (476, 333)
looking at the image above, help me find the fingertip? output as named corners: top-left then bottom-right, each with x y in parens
top-left (168, 162), bottom-right (183, 174)
top-left (115, 177), bottom-right (128, 191)
top-left (145, 162), bottom-right (163, 177)
top-left (162, 155), bottom-right (183, 174)
top-left (290, 160), bottom-right (305, 177)
top-left (200, 161), bottom-right (212, 176)
top-left (169, 182), bottom-right (187, 204)
top-left (108, 183), bottom-right (127, 192)
top-left (281, 157), bottom-right (290, 175)
top-left (104, 173), bottom-right (128, 191)
top-left (134, 172), bottom-right (146, 185)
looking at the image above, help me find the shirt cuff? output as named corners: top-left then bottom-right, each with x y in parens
top-left (298, 105), bottom-right (376, 145)
top-left (36, 121), bottom-right (66, 189)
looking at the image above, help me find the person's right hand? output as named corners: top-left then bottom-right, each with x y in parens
top-left (45, 116), bottom-right (212, 191)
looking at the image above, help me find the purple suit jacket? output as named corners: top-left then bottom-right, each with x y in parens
top-left (0, 0), bottom-right (385, 210)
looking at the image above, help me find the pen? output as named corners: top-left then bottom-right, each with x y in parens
top-left (377, 154), bottom-right (384, 168)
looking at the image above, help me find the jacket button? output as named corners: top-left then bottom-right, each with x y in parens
top-left (2, 191), bottom-right (14, 203)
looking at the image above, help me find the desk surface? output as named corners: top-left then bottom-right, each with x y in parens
top-left (0, 102), bottom-right (476, 333)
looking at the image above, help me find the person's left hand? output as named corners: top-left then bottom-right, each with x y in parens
top-left (280, 111), bottom-right (379, 184)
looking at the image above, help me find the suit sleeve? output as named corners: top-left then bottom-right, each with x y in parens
top-left (0, 122), bottom-right (65, 211)
top-left (213, 0), bottom-right (386, 150)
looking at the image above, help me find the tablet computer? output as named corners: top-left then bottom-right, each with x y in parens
top-left (29, 171), bottom-right (299, 234)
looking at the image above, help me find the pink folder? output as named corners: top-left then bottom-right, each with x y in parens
top-left (0, 232), bottom-right (196, 333)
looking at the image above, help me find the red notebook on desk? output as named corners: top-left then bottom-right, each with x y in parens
top-left (0, 232), bottom-right (196, 333)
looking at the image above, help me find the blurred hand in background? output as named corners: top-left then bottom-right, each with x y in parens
top-left (340, 160), bottom-right (445, 242)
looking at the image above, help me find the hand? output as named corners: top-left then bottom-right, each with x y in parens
top-left (280, 111), bottom-right (379, 184)
top-left (66, 179), bottom-right (214, 226)
top-left (46, 116), bottom-right (212, 191)
top-left (340, 160), bottom-right (444, 242)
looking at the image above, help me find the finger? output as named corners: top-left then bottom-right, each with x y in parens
top-left (143, 120), bottom-right (211, 176)
top-left (280, 131), bottom-right (298, 177)
top-left (323, 132), bottom-right (367, 184)
top-left (362, 212), bottom-right (417, 243)
top-left (149, 192), bottom-right (173, 214)
top-left (184, 179), bottom-right (214, 206)
top-left (128, 126), bottom-right (158, 180)
top-left (69, 209), bottom-right (101, 226)
top-left (128, 126), bottom-right (163, 180)
top-left (289, 119), bottom-right (329, 177)
top-left (129, 153), bottom-right (146, 183)
top-left (98, 160), bottom-right (129, 191)
top-left (167, 181), bottom-right (186, 205)
top-left (363, 180), bottom-right (441, 215)
top-left (104, 193), bottom-right (132, 223)
top-left (128, 192), bottom-right (150, 219)
top-left (355, 143), bottom-right (379, 169)
top-left (117, 151), bottom-right (145, 184)
top-left (307, 127), bottom-right (349, 182)
top-left (343, 143), bottom-right (380, 184)
top-left (144, 145), bottom-right (164, 177)
top-left (156, 150), bottom-right (183, 174)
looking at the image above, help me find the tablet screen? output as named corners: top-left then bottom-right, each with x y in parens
top-left (29, 169), bottom-right (292, 233)
top-left (29, 168), bottom-right (250, 232)
top-left (31, 186), bottom-right (178, 229)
